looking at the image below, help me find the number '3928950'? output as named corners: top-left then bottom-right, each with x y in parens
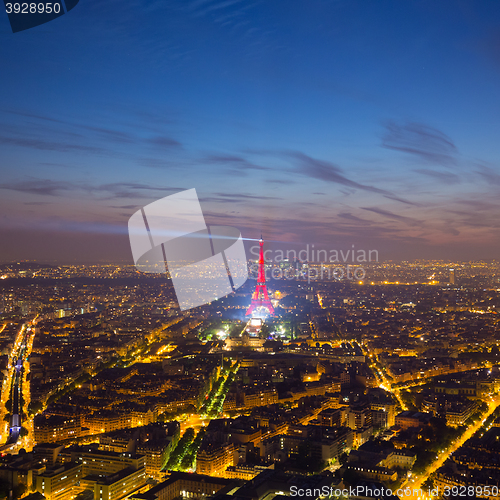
top-left (5, 2), bottom-right (61, 14)
top-left (3, 0), bottom-right (79, 33)
top-left (6, 3), bottom-right (61, 14)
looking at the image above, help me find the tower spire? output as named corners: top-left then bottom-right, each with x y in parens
top-left (246, 235), bottom-right (274, 316)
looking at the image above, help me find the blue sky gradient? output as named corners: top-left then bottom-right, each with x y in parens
top-left (1, 0), bottom-right (500, 262)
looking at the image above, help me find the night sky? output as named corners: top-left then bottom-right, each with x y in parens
top-left (1, 1), bottom-right (500, 263)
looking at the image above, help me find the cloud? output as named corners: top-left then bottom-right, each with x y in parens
top-left (383, 194), bottom-right (420, 206)
top-left (2, 109), bottom-right (64, 124)
top-left (414, 168), bottom-right (461, 184)
top-left (0, 108), bottom-right (182, 157)
top-left (361, 206), bottom-right (423, 227)
top-left (110, 204), bottom-right (141, 210)
top-left (441, 224), bottom-right (460, 236)
top-left (136, 157), bottom-right (183, 169)
top-left (185, 0), bottom-right (272, 53)
top-left (147, 136), bottom-right (182, 148)
top-left (0, 135), bottom-right (109, 155)
top-left (382, 121), bottom-right (458, 165)
top-left (445, 198), bottom-right (500, 231)
top-left (95, 183), bottom-right (186, 199)
top-left (268, 179), bottom-right (295, 185)
top-left (194, 0), bottom-right (247, 15)
top-left (0, 216), bottom-right (130, 235)
top-left (0, 179), bottom-right (187, 200)
top-left (476, 165), bottom-right (500, 185)
top-left (290, 151), bottom-right (390, 195)
top-left (189, 0), bottom-right (254, 19)
top-left (3, 110), bottom-right (134, 146)
top-left (226, 193), bottom-right (280, 200)
top-left (128, 108), bottom-right (180, 127)
top-left (80, 125), bottom-right (135, 144)
top-left (204, 154), bottom-right (270, 171)
top-left (0, 180), bottom-right (75, 196)
top-left (461, 199), bottom-right (500, 211)
top-left (38, 162), bottom-right (75, 169)
top-left (200, 192), bottom-right (281, 204)
top-left (337, 212), bottom-right (375, 224)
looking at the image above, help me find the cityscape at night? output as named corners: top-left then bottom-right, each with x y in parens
top-left (2, 1), bottom-right (500, 500)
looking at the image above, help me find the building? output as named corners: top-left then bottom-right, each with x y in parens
top-left (34, 415), bottom-right (82, 443)
top-left (319, 408), bottom-right (342, 427)
top-left (98, 422), bottom-right (180, 480)
top-left (82, 466), bottom-right (147, 500)
top-left (130, 471), bottom-right (237, 500)
top-left (241, 388), bottom-right (278, 409)
top-left (346, 404), bottom-right (372, 430)
top-left (84, 408), bottom-right (156, 435)
top-left (449, 269), bottom-right (455, 285)
top-left (64, 447), bottom-right (146, 476)
top-left (434, 382), bottom-right (475, 397)
top-left (36, 463), bottom-right (82, 500)
top-left (445, 400), bottom-right (479, 427)
top-left (379, 450), bottom-right (416, 470)
top-left (196, 442), bottom-right (235, 476)
top-left (395, 411), bottom-right (432, 431)
top-left (345, 463), bottom-right (397, 483)
top-left (223, 464), bottom-right (272, 480)
top-left (262, 426), bottom-right (353, 464)
top-left (370, 400), bottom-right (396, 428)
top-left (353, 426), bottom-right (373, 448)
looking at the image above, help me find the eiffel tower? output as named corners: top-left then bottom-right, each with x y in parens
top-left (246, 235), bottom-right (274, 316)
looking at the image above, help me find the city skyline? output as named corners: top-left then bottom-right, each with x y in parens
top-left (3, 4), bottom-right (500, 497)
top-left (2, 259), bottom-right (500, 497)
top-left (1, 2), bottom-right (500, 263)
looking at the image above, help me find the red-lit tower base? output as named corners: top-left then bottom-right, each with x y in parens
top-left (246, 236), bottom-right (274, 316)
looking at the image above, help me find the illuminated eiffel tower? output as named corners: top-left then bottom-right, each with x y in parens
top-left (246, 235), bottom-right (274, 316)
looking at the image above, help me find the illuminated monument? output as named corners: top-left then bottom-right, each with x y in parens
top-left (246, 235), bottom-right (274, 317)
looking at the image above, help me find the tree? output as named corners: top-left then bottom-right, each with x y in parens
top-left (28, 401), bottom-right (43, 415)
top-left (422, 478), bottom-right (434, 490)
top-left (164, 428), bottom-right (196, 471)
top-left (259, 324), bottom-right (270, 339)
